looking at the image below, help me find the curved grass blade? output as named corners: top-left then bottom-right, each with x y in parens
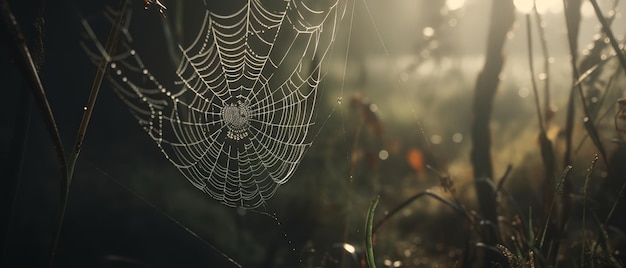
top-left (365, 195), bottom-right (379, 268)
top-left (373, 190), bottom-right (471, 234)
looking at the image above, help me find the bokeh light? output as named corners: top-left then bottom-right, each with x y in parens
top-left (445, 0), bottom-right (465, 11)
top-left (514, 0), bottom-right (563, 14)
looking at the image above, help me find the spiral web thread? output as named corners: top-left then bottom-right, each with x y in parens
top-left (82, 0), bottom-right (344, 209)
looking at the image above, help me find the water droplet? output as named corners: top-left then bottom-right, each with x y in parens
top-left (538, 73), bottom-right (547, 80)
top-left (336, 97), bottom-right (342, 104)
top-left (369, 104), bottom-right (378, 113)
top-left (83, 106), bottom-right (88, 111)
top-left (518, 87), bottom-right (529, 98)
top-left (422, 27), bottom-right (435, 38)
top-left (452, 133), bottom-right (463, 143)
top-left (236, 207), bottom-right (246, 216)
top-left (430, 134), bottom-right (442, 144)
top-left (378, 150), bottom-right (389, 160)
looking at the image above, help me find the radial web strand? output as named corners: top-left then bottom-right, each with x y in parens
top-left (82, 0), bottom-right (345, 209)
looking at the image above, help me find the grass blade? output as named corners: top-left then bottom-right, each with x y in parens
top-left (581, 154), bottom-right (599, 267)
top-left (365, 195), bottom-right (380, 268)
top-left (373, 190), bottom-right (471, 234)
top-left (588, 0), bottom-right (626, 75)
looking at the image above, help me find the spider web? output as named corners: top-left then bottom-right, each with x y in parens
top-left (82, 0), bottom-right (345, 209)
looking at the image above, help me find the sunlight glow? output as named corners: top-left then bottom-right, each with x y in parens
top-left (537, 0), bottom-right (563, 14)
top-left (422, 27), bottom-right (435, 38)
top-left (445, 0), bottom-right (465, 11)
top-left (514, 0), bottom-right (563, 14)
top-left (581, 1), bottom-right (595, 18)
top-left (514, 0), bottom-right (534, 14)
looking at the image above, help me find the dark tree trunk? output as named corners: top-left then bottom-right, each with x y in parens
top-left (470, 0), bottom-right (515, 246)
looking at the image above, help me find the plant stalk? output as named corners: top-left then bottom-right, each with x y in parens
top-left (48, 1), bottom-right (129, 265)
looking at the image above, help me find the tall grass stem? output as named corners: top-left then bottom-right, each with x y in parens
top-left (48, 1), bottom-right (129, 265)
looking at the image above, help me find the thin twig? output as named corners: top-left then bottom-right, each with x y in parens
top-left (525, 14), bottom-right (546, 134)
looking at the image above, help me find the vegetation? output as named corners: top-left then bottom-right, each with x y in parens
top-left (1, 0), bottom-right (625, 267)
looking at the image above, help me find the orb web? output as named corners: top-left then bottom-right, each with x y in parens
top-left (82, 0), bottom-right (345, 209)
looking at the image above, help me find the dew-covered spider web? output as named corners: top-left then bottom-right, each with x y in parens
top-left (82, 0), bottom-right (346, 209)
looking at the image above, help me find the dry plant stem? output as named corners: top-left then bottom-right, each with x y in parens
top-left (562, 2), bottom-right (609, 168)
top-left (562, 0), bottom-right (610, 168)
top-left (560, 4), bottom-right (581, 258)
top-left (49, 0), bottom-right (128, 265)
top-left (525, 14), bottom-right (559, 260)
top-left (532, 7), bottom-right (552, 123)
top-left (69, 0), bottom-right (127, 181)
top-left (0, 3), bottom-right (70, 262)
top-left (572, 64), bottom-right (621, 159)
top-left (589, 0), bottom-right (626, 75)
top-left (562, 0), bottom-right (581, 166)
top-left (494, 164), bottom-right (513, 195)
top-left (526, 15), bottom-right (546, 133)
top-left (0, 0), bottom-right (68, 181)
top-left (470, 0), bottom-right (514, 245)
